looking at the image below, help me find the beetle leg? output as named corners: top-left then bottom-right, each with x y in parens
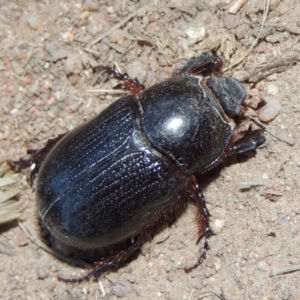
top-left (179, 52), bottom-right (223, 76)
top-left (185, 177), bottom-right (213, 273)
top-left (7, 133), bottom-right (66, 185)
top-left (94, 65), bottom-right (145, 94)
top-left (58, 237), bottom-right (141, 283)
top-left (231, 125), bottom-right (266, 155)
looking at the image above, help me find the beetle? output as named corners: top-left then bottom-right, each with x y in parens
top-left (9, 52), bottom-right (265, 282)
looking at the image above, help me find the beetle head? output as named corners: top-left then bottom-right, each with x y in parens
top-left (206, 76), bottom-right (246, 119)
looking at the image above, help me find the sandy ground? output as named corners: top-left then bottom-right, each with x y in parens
top-left (0, 0), bottom-right (300, 299)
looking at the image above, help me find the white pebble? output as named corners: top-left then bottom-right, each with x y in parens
top-left (256, 53), bottom-right (267, 64)
top-left (257, 261), bottom-right (268, 271)
top-left (27, 13), bottom-right (43, 29)
top-left (214, 257), bottom-right (222, 272)
top-left (258, 99), bottom-right (281, 122)
top-left (186, 26), bottom-right (205, 45)
top-left (211, 218), bottom-right (226, 234)
top-left (61, 32), bottom-right (74, 43)
top-left (267, 83), bottom-right (279, 95)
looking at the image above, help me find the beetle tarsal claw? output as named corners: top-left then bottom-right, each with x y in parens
top-left (184, 245), bottom-right (208, 273)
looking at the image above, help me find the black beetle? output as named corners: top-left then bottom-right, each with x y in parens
top-left (9, 52), bottom-right (265, 281)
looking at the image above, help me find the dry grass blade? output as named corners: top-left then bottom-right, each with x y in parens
top-left (0, 177), bottom-right (17, 188)
top-left (0, 163), bottom-right (23, 224)
top-left (0, 200), bottom-right (23, 224)
top-left (241, 53), bottom-right (300, 83)
top-left (229, 0), bottom-right (248, 14)
top-left (0, 161), bottom-right (10, 176)
top-left (88, 6), bottom-right (148, 46)
top-left (228, 0), bottom-right (270, 69)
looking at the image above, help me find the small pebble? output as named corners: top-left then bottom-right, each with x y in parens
top-left (70, 74), bottom-right (80, 85)
top-left (255, 41), bottom-right (268, 53)
top-left (186, 26), bottom-right (205, 45)
top-left (233, 23), bottom-right (250, 40)
top-left (36, 267), bottom-right (49, 280)
top-left (16, 231), bottom-right (29, 247)
top-left (61, 32), bottom-right (74, 43)
top-left (167, 272), bottom-right (175, 282)
top-left (45, 41), bottom-right (68, 61)
top-left (257, 261), bottom-right (269, 271)
top-left (214, 257), bottom-right (222, 272)
top-left (64, 54), bottom-right (83, 75)
top-left (258, 99), bottom-right (281, 122)
top-left (112, 282), bottom-right (134, 298)
top-left (256, 53), bottom-right (267, 64)
top-left (125, 274), bottom-right (136, 283)
top-left (27, 13), bottom-right (43, 29)
top-left (86, 15), bottom-right (103, 36)
top-left (21, 75), bottom-right (33, 85)
top-left (267, 83), bottom-right (279, 95)
top-left (126, 60), bottom-right (148, 84)
top-left (188, 277), bottom-right (203, 289)
top-left (204, 266), bottom-right (216, 278)
top-left (214, 262), bottom-right (222, 272)
top-left (141, 241), bottom-right (151, 255)
top-left (270, 0), bottom-right (280, 10)
top-left (11, 61), bottom-right (24, 75)
top-left (223, 13), bottom-right (240, 29)
top-left (82, 0), bottom-right (100, 11)
top-left (256, 81), bottom-right (265, 91)
top-left (210, 218), bottom-right (225, 234)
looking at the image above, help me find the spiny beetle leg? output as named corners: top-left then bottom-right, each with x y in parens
top-left (94, 65), bottom-right (145, 95)
top-left (232, 125), bottom-right (266, 155)
top-left (185, 177), bottom-right (213, 273)
top-left (7, 133), bottom-right (66, 185)
top-left (179, 52), bottom-right (223, 77)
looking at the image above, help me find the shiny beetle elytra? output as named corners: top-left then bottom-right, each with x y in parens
top-left (9, 52), bottom-right (265, 282)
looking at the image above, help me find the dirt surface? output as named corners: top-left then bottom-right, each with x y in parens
top-left (0, 0), bottom-right (300, 299)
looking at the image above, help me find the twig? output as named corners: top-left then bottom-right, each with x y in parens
top-left (228, 0), bottom-right (270, 69)
top-left (240, 53), bottom-right (300, 83)
top-left (98, 280), bottom-right (106, 297)
top-left (266, 127), bottom-right (295, 146)
top-left (88, 7), bottom-right (146, 46)
top-left (250, 117), bottom-right (295, 146)
top-left (240, 181), bottom-right (264, 189)
top-left (270, 265), bottom-right (300, 277)
top-left (188, 289), bottom-right (194, 300)
top-left (229, 0), bottom-right (248, 14)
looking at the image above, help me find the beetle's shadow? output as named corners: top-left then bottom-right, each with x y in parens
top-left (0, 220), bottom-right (18, 235)
top-left (37, 219), bottom-right (143, 279)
